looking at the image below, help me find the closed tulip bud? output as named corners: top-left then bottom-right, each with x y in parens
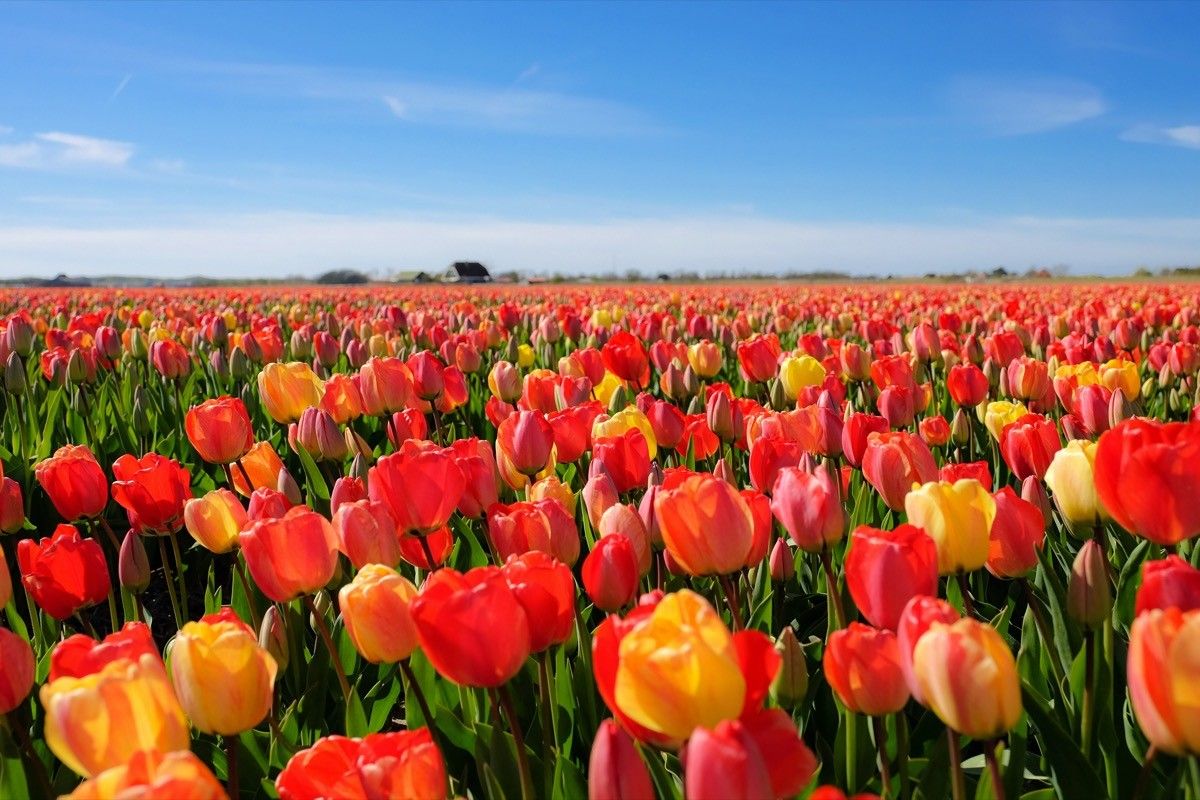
top-left (1067, 539), bottom-right (1111, 628)
top-left (769, 538), bottom-right (796, 582)
top-left (583, 463), bottom-right (620, 530)
top-left (951, 407), bottom-right (972, 445)
top-left (350, 453), bottom-right (370, 481)
top-left (4, 352), bottom-right (25, 394)
top-left (712, 456), bottom-right (735, 485)
top-left (229, 345), bottom-right (250, 378)
top-left (338, 564), bottom-right (420, 663)
top-left (258, 605), bottom-right (289, 672)
top-left (277, 466), bottom-right (302, 506)
top-left (912, 617), bottom-right (1022, 739)
top-left (1044, 440), bottom-right (1105, 536)
top-left (6, 316), bottom-right (33, 356)
top-left (771, 627), bottom-right (808, 708)
top-left (288, 406), bottom-right (348, 462)
top-left (583, 533), bottom-right (640, 613)
top-left (905, 479), bottom-right (995, 575)
top-left (588, 719), bottom-right (655, 800)
top-left (118, 530), bottom-right (151, 593)
top-left (824, 622), bottom-right (910, 715)
top-left (0, 627), bottom-right (34, 714)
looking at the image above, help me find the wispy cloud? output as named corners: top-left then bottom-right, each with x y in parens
top-left (171, 59), bottom-right (665, 137)
top-left (0, 124), bottom-right (12, 135)
top-left (1121, 124), bottom-right (1200, 150)
top-left (0, 131), bottom-right (134, 169)
top-left (947, 76), bottom-right (1107, 135)
top-left (1, 211), bottom-right (1196, 278)
top-left (515, 63), bottom-right (541, 83)
top-left (109, 73), bottom-right (133, 102)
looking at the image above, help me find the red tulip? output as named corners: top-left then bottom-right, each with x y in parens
top-left (683, 720), bottom-right (774, 800)
top-left (35, 445), bottom-right (109, 521)
top-left (407, 351), bottom-right (445, 401)
top-left (1094, 418), bottom-right (1200, 546)
top-left (841, 413), bottom-right (889, 468)
top-left (947, 363), bottom-right (988, 407)
top-left (986, 487), bottom-right (1045, 579)
top-left (582, 535), bottom-right (639, 613)
top-left (111, 453), bottom-right (193, 534)
top-left (918, 415), bottom-right (951, 447)
top-left (845, 524), bottom-right (938, 630)
top-left (770, 466), bottom-right (844, 553)
top-left (1136, 556), bottom-right (1200, 616)
top-left (501, 551), bottom-right (576, 652)
top-left (497, 410), bottom-right (555, 477)
top-left (369, 449), bottom-right (464, 534)
top-left (939, 460), bottom-right (992, 491)
top-left (593, 429), bottom-right (651, 494)
top-left (446, 437), bottom-right (499, 518)
top-left (824, 622), bottom-right (910, 715)
top-left (602, 330), bottom-right (650, 386)
top-left (0, 476), bottom-right (23, 534)
top-left (50, 622), bottom-right (157, 680)
top-left (999, 413), bottom-right (1061, 481)
top-left (896, 595), bottom-right (959, 703)
top-left (548, 403), bottom-right (601, 464)
top-left (332, 499), bottom-right (401, 569)
top-left (410, 566), bottom-right (531, 687)
top-left (737, 334), bottom-right (782, 383)
top-left (0, 628), bottom-right (34, 714)
top-left (588, 719), bottom-right (654, 800)
top-left (17, 524), bottom-right (110, 620)
top-left (748, 437), bottom-right (806, 495)
top-left (275, 730), bottom-right (446, 800)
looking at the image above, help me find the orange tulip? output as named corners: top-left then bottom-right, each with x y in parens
top-left (861, 431), bottom-right (938, 511)
top-left (1128, 607), bottom-right (1200, 755)
top-left (62, 750), bottom-right (227, 800)
top-left (230, 441), bottom-right (285, 497)
top-left (239, 507), bottom-right (340, 603)
top-left (332, 499), bottom-right (401, 568)
top-left (185, 395), bottom-right (253, 464)
top-left (184, 488), bottom-right (248, 554)
top-left (823, 622), bottom-right (910, 715)
top-left (357, 356), bottom-right (415, 416)
top-left (338, 564), bottom-right (420, 664)
top-left (258, 361), bottom-right (325, 424)
top-left (369, 449), bottom-right (464, 534)
top-left (655, 473), bottom-right (755, 576)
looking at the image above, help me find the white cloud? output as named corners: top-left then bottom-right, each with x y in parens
top-left (0, 211), bottom-right (1197, 278)
top-left (947, 76), bottom-right (1106, 135)
top-left (382, 96), bottom-right (408, 118)
top-left (1122, 124), bottom-right (1200, 150)
top-left (109, 73), bottom-right (133, 102)
top-left (0, 131), bottom-right (134, 169)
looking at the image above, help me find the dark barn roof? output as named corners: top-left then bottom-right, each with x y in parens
top-left (447, 261), bottom-right (493, 283)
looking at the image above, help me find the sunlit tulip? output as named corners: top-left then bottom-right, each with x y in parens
top-left (258, 361), bottom-right (325, 423)
top-left (683, 720), bottom-right (773, 799)
top-left (1043, 439), bottom-right (1105, 535)
top-left (981, 400), bottom-right (1027, 441)
top-left (778, 354), bottom-right (826, 401)
top-left (338, 564), bottom-right (420, 664)
top-left (41, 653), bottom-right (190, 777)
top-left (183, 489), bottom-right (247, 553)
top-left (845, 524), bottom-right (938, 630)
top-left (369, 449), bottom-right (464, 534)
top-left (447, 437), bottom-right (499, 518)
top-left (239, 507), bottom-right (340, 603)
top-left (598, 503), bottom-right (653, 575)
top-left (824, 622), bottom-right (910, 715)
top-left (911, 617), bottom-right (1021, 739)
top-left (655, 473), bottom-right (754, 575)
top-left (275, 730), bottom-right (447, 800)
top-left (841, 412), bottom-right (889, 468)
top-left (613, 590), bottom-right (745, 741)
top-left (904, 479), bottom-right (995, 575)
top-left (999, 413), bottom-right (1061, 481)
top-left (947, 363), bottom-right (989, 407)
top-left (861, 431), bottom-right (938, 511)
top-left (497, 409), bottom-right (555, 477)
top-left (111, 452), bottom-right (193, 534)
top-left (601, 330), bottom-right (650, 386)
top-left (737, 334), bottom-right (782, 383)
top-left (1094, 418), bottom-right (1200, 546)
top-left (1098, 358), bottom-right (1139, 401)
top-left (49, 622), bottom-right (158, 681)
top-left (185, 395), bottom-right (253, 464)
top-left (687, 340), bottom-right (723, 378)
top-left (62, 750), bottom-right (227, 800)
top-left (410, 566), bottom-right (531, 687)
top-left (332, 499), bottom-right (400, 568)
top-left (168, 614), bottom-right (278, 735)
top-left (770, 466), bottom-right (845, 553)
top-left (18, 524), bottom-right (110, 620)
top-left (35, 444), bottom-right (109, 521)
top-left (593, 429), bottom-right (652, 494)
top-left (502, 551), bottom-right (576, 652)
top-left (1128, 608), bottom-right (1200, 755)
top-left (321, 372), bottom-right (365, 424)
top-left (230, 440), bottom-right (285, 496)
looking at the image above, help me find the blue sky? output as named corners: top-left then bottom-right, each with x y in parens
top-left (1, 0), bottom-right (1198, 278)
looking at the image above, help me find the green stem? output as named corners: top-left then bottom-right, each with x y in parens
top-left (846, 708), bottom-right (859, 793)
top-left (303, 594), bottom-right (351, 702)
top-left (947, 728), bottom-right (965, 800)
top-left (1081, 629), bottom-right (1095, 758)
top-left (495, 684), bottom-right (535, 800)
top-left (157, 537), bottom-right (185, 630)
top-left (399, 658), bottom-right (436, 730)
top-left (897, 713), bottom-right (911, 800)
top-left (537, 652), bottom-right (558, 798)
top-left (4, 709), bottom-right (52, 800)
top-left (820, 546), bottom-right (846, 629)
top-left (985, 739), bottom-right (1006, 800)
top-left (234, 557), bottom-right (263, 632)
top-left (719, 574), bottom-right (745, 630)
top-left (955, 570), bottom-right (976, 617)
top-left (169, 532), bottom-right (190, 623)
top-left (1022, 578), bottom-right (1068, 691)
top-left (1131, 746), bottom-right (1157, 800)
top-left (872, 714), bottom-right (893, 797)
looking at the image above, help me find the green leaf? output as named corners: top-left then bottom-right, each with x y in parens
top-left (1021, 685), bottom-right (1110, 800)
top-left (345, 687), bottom-right (368, 737)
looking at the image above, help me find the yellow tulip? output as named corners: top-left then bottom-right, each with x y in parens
top-left (62, 750), bottom-right (226, 799)
top-left (593, 371), bottom-right (624, 406)
top-left (614, 590), bottom-right (745, 741)
top-left (529, 476), bottom-right (577, 515)
top-left (778, 355), bottom-right (827, 400)
top-left (257, 361), bottom-right (324, 424)
top-left (593, 407), bottom-right (658, 458)
top-left (1098, 358), bottom-right (1140, 401)
top-left (912, 617), bottom-right (1021, 739)
top-left (1044, 439), bottom-right (1106, 535)
top-left (167, 618), bottom-right (278, 735)
top-left (980, 400), bottom-right (1028, 441)
top-left (183, 489), bottom-right (247, 554)
top-left (904, 479), bottom-right (996, 575)
top-left (687, 341), bottom-right (723, 378)
top-left (41, 654), bottom-right (190, 777)
top-left (338, 564), bottom-right (420, 664)
top-left (1055, 361), bottom-right (1098, 387)
top-left (516, 343), bottom-right (536, 368)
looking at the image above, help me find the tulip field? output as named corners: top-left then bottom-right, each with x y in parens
top-left (2, 281), bottom-right (1200, 799)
